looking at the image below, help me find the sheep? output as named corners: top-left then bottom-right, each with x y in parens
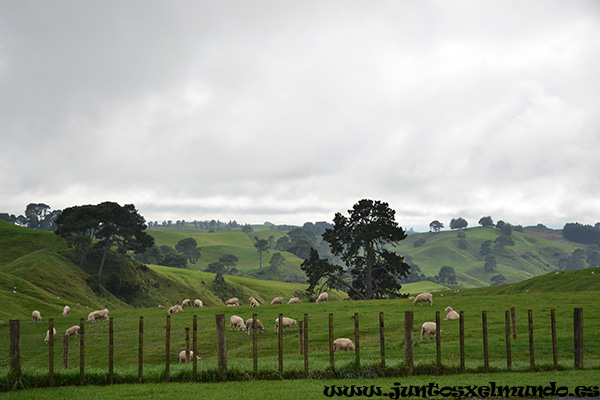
top-left (194, 299), bottom-right (204, 308)
top-left (270, 297), bottom-right (284, 305)
top-left (230, 315), bottom-right (246, 331)
top-left (158, 305), bottom-right (166, 309)
top-left (182, 299), bottom-right (192, 307)
top-left (333, 338), bottom-right (355, 352)
top-left (420, 322), bottom-right (437, 340)
top-left (412, 292), bottom-right (433, 306)
top-left (316, 292), bottom-right (329, 303)
top-left (226, 297), bottom-right (239, 307)
top-left (179, 350), bottom-right (201, 363)
top-left (245, 318), bottom-right (265, 335)
top-left (287, 297), bottom-right (300, 304)
top-left (45, 327), bottom-right (56, 343)
top-left (444, 306), bottom-right (460, 320)
top-left (63, 305), bottom-right (70, 316)
top-left (87, 308), bottom-right (110, 323)
top-left (65, 325), bottom-right (81, 338)
top-left (249, 296), bottom-right (260, 308)
top-left (32, 310), bottom-right (42, 322)
top-left (274, 317), bottom-right (297, 333)
top-left (168, 304), bottom-right (184, 314)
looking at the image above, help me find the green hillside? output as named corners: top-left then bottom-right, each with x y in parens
top-left (396, 227), bottom-right (583, 287)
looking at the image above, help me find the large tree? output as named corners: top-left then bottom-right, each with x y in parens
top-left (302, 199), bottom-right (410, 300)
top-left (175, 237), bottom-right (201, 264)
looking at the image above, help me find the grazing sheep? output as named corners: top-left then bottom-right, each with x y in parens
top-left (87, 308), bottom-right (110, 323)
top-left (168, 305), bottom-right (184, 314)
top-left (65, 325), bottom-right (81, 338)
top-left (158, 305), bottom-right (166, 309)
top-left (287, 297), bottom-right (300, 304)
top-left (420, 322), bottom-right (437, 340)
top-left (245, 318), bottom-right (265, 335)
top-left (316, 292), bottom-right (328, 303)
top-left (230, 315), bottom-right (246, 331)
top-left (440, 294), bottom-right (444, 297)
top-left (249, 296), bottom-right (260, 308)
top-left (333, 338), bottom-right (355, 352)
top-left (179, 350), bottom-right (201, 363)
top-left (226, 297), bottom-right (240, 307)
top-left (270, 297), bottom-right (284, 305)
top-left (32, 310), bottom-right (42, 322)
top-left (193, 299), bottom-right (204, 308)
top-left (274, 317), bottom-right (297, 333)
top-left (63, 305), bottom-right (70, 316)
top-left (444, 306), bottom-right (460, 320)
top-left (45, 327), bottom-right (56, 343)
top-left (182, 299), bottom-right (192, 307)
top-left (412, 292), bottom-right (433, 306)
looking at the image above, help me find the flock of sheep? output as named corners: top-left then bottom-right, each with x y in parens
top-left (32, 305), bottom-right (110, 343)
top-left (411, 292), bottom-right (461, 340)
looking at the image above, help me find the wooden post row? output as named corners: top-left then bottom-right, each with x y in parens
top-left (459, 311), bottom-right (465, 373)
top-left (303, 314), bottom-right (309, 375)
top-left (528, 309), bottom-right (535, 370)
top-left (165, 315), bottom-right (171, 382)
top-left (435, 311), bottom-right (441, 372)
top-left (193, 315), bottom-right (198, 381)
top-left (574, 308), bottom-right (584, 369)
top-left (79, 318), bottom-right (85, 386)
top-left (505, 310), bottom-right (512, 371)
top-left (278, 313), bottom-right (284, 375)
top-left (215, 314), bottom-right (227, 374)
top-left (48, 318), bottom-right (54, 386)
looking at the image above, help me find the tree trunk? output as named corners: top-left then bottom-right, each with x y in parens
top-left (98, 238), bottom-right (111, 278)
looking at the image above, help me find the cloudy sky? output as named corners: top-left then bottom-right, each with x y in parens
top-left (1, 1), bottom-right (599, 231)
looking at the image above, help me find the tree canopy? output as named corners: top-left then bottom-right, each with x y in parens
top-left (301, 199), bottom-right (410, 300)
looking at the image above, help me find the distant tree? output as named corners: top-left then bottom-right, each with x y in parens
top-left (275, 236), bottom-right (290, 251)
top-left (413, 237), bottom-right (427, 247)
top-left (490, 274), bottom-right (506, 286)
top-left (449, 217), bottom-right (468, 230)
top-left (478, 216), bottom-right (494, 227)
top-left (219, 253), bottom-right (239, 274)
top-left (479, 240), bottom-right (492, 256)
top-left (559, 249), bottom-right (587, 270)
top-left (562, 222), bottom-right (600, 245)
top-left (159, 245), bottom-right (187, 268)
top-left (267, 235), bottom-right (275, 249)
top-left (242, 224), bottom-right (253, 233)
top-left (269, 252), bottom-right (286, 273)
top-left (133, 244), bottom-right (164, 265)
top-left (513, 225), bottom-right (524, 232)
top-left (436, 266), bottom-right (457, 284)
top-left (429, 220), bottom-right (444, 232)
top-left (496, 220), bottom-right (506, 229)
top-left (175, 237), bottom-right (200, 264)
top-left (205, 261), bottom-right (226, 274)
top-left (456, 230), bottom-right (467, 249)
top-left (586, 246), bottom-right (600, 268)
top-left (254, 238), bottom-right (269, 269)
top-left (500, 223), bottom-right (513, 236)
top-left (55, 204), bottom-right (101, 268)
top-left (484, 255), bottom-right (497, 271)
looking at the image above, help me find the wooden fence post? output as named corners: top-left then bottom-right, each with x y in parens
top-left (278, 313), bottom-right (284, 375)
top-left (109, 317), bottom-right (114, 384)
top-left (9, 320), bottom-right (21, 381)
top-left (252, 313), bottom-right (258, 374)
top-left (551, 309), bottom-right (558, 370)
top-left (511, 307), bottom-right (517, 340)
top-left (379, 312), bottom-right (385, 368)
top-left (165, 315), bottom-right (171, 382)
top-left (303, 314), bottom-right (309, 375)
top-left (328, 313), bottom-right (334, 368)
top-left (459, 311), bottom-right (465, 373)
top-left (482, 311), bottom-right (489, 372)
top-left (185, 326), bottom-right (190, 372)
top-left (215, 314), bottom-right (227, 374)
top-left (138, 317), bottom-right (143, 383)
top-left (574, 308), bottom-right (584, 369)
top-left (193, 315), bottom-right (198, 381)
top-left (48, 318), bottom-right (54, 386)
top-left (354, 313), bottom-right (360, 366)
top-left (505, 310), bottom-right (512, 371)
top-left (435, 311), bottom-right (441, 372)
top-left (63, 335), bottom-right (69, 370)
top-left (79, 318), bottom-right (85, 385)
top-left (528, 309), bottom-right (535, 370)
top-left (404, 311), bottom-right (413, 373)
top-left (298, 321), bottom-right (304, 355)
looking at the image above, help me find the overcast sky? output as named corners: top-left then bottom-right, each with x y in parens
top-left (1, 1), bottom-right (599, 231)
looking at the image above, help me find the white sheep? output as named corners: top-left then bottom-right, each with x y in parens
top-left (32, 310), bottom-right (42, 322)
top-left (245, 318), bottom-right (265, 335)
top-left (226, 297), bottom-right (239, 307)
top-left (444, 306), bottom-right (460, 320)
top-left (316, 292), bottom-right (329, 303)
top-left (87, 308), bottom-right (109, 323)
top-left (168, 304), bottom-right (184, 314)
top-left (333, 338), bottom-right (355, 352)
top-left (412, 292), bottom-right (433, 306)
top-left (181, 299), bottom-right (192, 307)
top-left (65, 325), bottom-right (80, 338)
top-left (420, 322), bottom-right (437, 340)
top-left (193, 299), bottom-right (204, 308)
top-left (179, 350), bottom-right (201, 363)
top-left (270, 297), bottom-right (284, 305)
top-left (230, 315), bottom-right (246, 331)
top-left (274, 317), bottom-right (297, 333)
top-left (44, 327), bottom-right (56, 343)
top-left (249, 296), bottom-right (260, 308)
top-left (287, 297), bottom-right (300, 304)
top-left (63, 305), bottom-right (70, 316)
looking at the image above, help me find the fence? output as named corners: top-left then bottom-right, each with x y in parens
top-left (6, 307), bottom-right (590, 385)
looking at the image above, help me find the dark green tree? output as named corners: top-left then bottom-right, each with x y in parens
top-left (175, 237), bottom-right (201, 264)
top-left (159, 245), bottom-right (187, 268)
top-left (269, 252), bottom-right (286, 273)
top-left (484, 255), bottom-right (497, 271)
top-left (219, 253), bottom-right (239, 275)
top-left (479, 240), bottom-right (492, 256)
top-left (490, 274), bottom-right (506, 286)
top-left (254, 238), bottom-right (269, 269)
top-left (478, 216), bottom-right (494, 227)
top-left (449, 217), bottom-right (468, 230)
top-left (436, 266), bottom-right (458, 284)
top-left (429, 220), bottom-right (444, 232)
top-left (55, 204), bottom-right (101, 268)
